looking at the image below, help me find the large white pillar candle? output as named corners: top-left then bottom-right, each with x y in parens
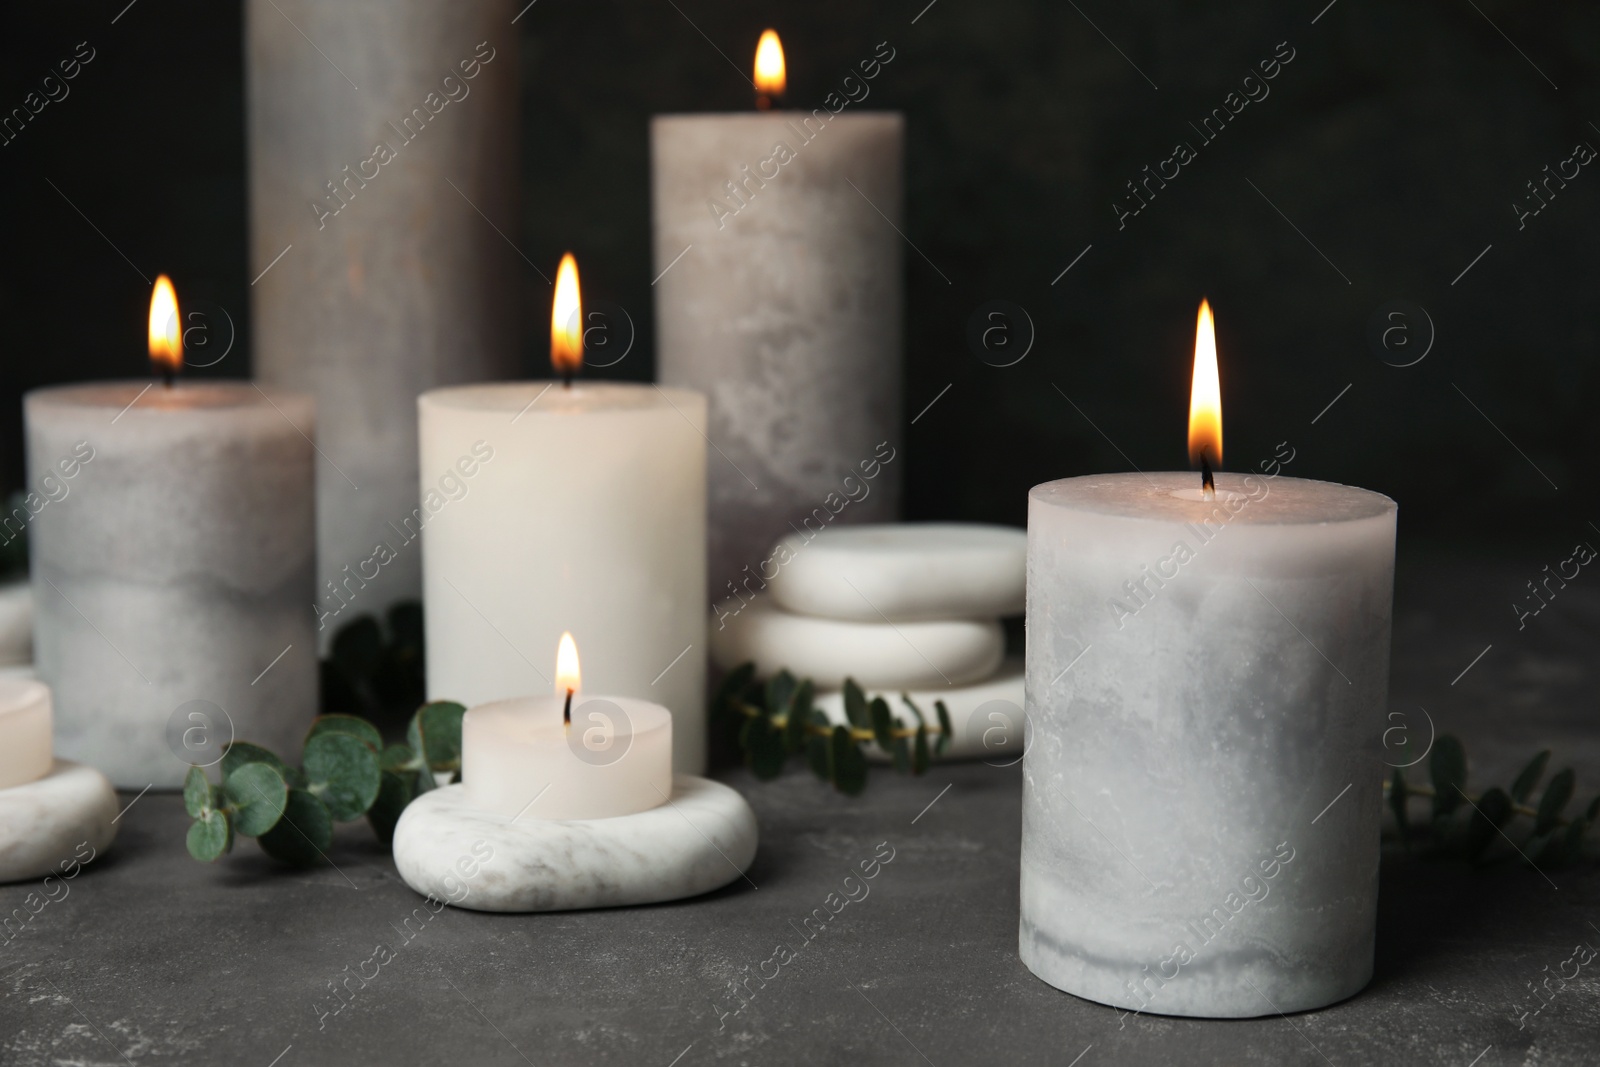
top-left (246, 0), bottom-right (521, 633)
top-left (0, 678), bottom-right (52, 790)
top-left (1020, 471), bottom-right (1396, 1016)
top-left (418, 382), bottom-right (708, 774)
top-left (652, 32), bottom-right (904, 599)
top-left (25, 382), bottom-right (317, 788)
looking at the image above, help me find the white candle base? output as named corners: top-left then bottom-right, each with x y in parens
top-left (392, 775), bottom-right (757, 912)
top-left (0, 760), bottom-right (119, 885)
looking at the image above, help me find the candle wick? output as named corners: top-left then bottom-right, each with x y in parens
top-left (560, 368), bottom-right (574, 390)
top-left (563, 687), bottom-right (574, 726)
top-left (158, 365), bottom-right (174, 389)
top-left (1201, 453), bottom-right (1215, 501)
top-left (756, 92), bottom-right (773, 111)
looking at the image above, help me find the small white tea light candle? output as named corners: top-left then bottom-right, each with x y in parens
top-left (462, 633), bottom-right (673, 820)
top-left (0, 679), bottom-right (52, 790)
top-left (394, 634), bottom-right (759, 912)
top-left (0, 677), bottom-right (119, 885)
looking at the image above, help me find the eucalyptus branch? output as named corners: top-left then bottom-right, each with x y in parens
top-left (711, 663), bottom-right (954, 795)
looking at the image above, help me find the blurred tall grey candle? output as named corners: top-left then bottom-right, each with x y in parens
top-left (1020, 472), bottom-right (1396, 1017)
top-left (246, 0), bottom-right (520, 636)
top-left (25, 383), bottom-right (317, 789)
top-left (652, 106), bottom-right (904, 599)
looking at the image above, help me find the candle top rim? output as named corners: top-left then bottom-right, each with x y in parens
top-left (1030, 472), bottom-right (1395, 525)
top-left (651, 110), bottom-right (904, 125)
top-left (25, 380), bottom-right (290, 411)
top-left (0, 677), bottom-right (49, 715)
top-left (420, 381), bottom-right (703, 415)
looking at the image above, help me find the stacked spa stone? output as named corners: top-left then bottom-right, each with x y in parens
top-left (710, 523), bottom-right (1026, 761)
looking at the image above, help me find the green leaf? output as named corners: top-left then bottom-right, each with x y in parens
top-left (1460, 786), bottom-right (1513, 861)
top-left (1389, 768), bottom-right (1409, 845)
top-left (331, 614), bottom-right (383, 680)
top-left (1536, 768), bottom-right (1576, 834)
top-left (225, 762), bottom-right (289, 837)
top-left (900, 694), bottom-right (926, 727)
top-left (367, 769), bottom-right (415, 847)
top-left (258, 789), bottom-right (334, 866)
top-left (765, 670), bottom-right (797, 719)
top-left (1509, 750), bottom-right (1551, 805)
top-left (890, 723), bottom-right (911, 774)
top-left (303, 732), bottom-right (383, 821)
top-left (842, 679), bottom-right (870, 730)
top-left (710, 663), bottom-right (756, 725)
top-left (306, 714), bottom-right (382, 753)
top-left (183, 766), bottom-right (212, 819)
top-left (1429, 735), bottom-right (1467, 820)
top-left (912, 724), bottom-right (930, 775)
top-left (220, 741), bottom-right (291, 783)
top-left (784, 681), bottom-right (813, 754)
top-left (869, 697), bottom-right (895, 750)
top-left (741, 715), bottom-right (788, 780)
top-left (829, 725), bottom-right (867, 796)
top-left (186, 809), bottom-right (232, 862)
top-left (408, 701), bottom-right (467, 772)
top-left (934, 700), bottom-right (954, 757)
top-left (806, 729), bottom-right (832, 781)
top-left (381, 742), bottom-right (420, 773)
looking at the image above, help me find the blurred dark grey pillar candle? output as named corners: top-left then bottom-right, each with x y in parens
top-left (246, 0), bottom-right (520, 643)
top-left (652, 110), bottom-right (904, 605)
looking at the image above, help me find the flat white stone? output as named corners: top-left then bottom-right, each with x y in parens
top-left (765, 523), bottom-right (1026, 621)
top-left (710, 595), bottom-right (1004, 690)
top-left (814, 657), bottom-right (1024, 762)
top-left (0, 581), bottom-right (32, 666)
top-left (392, 774), bottom-right (758, 912)
top-left (0, 760), bottom-right (119, 884)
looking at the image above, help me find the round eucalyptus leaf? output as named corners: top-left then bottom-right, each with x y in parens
top-left (220, 740), bottom-right (292, 783)
top-left (304, 732), bottom-right (382, 821)
top-left (186, 809), bottom-right (233, 862)
top-left (306, 714), bottom-right (382, 752)
top-left (183, 766), bottom-right (212, 818)
top-left (408, 701), bottom-right (466, 772)
top-left (381, 743), bottom-right (420, 773)
top-left (367, 769), bottom-right (416, 847)
top-left (258, 789), bottom-right (334, 866)
top-left (225, 761), bottom-right (289, 837)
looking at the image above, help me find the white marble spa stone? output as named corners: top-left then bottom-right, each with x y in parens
top-left (710, 595), bottom-right (1004, 690)
top-left (814, 657), bottom-right (1024, 762)
top-left (391, 775), bottom-right (757, 912)
top-left (766, 523), bottom-right (1027, 622)
top-left (0, 760), bottom-right (119, 884)
top-left (0, 581), bottom-right (32, 666)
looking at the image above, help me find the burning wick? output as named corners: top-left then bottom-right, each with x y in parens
top-left (1200, 453), bottom-right (1215, 500)
top-left (563, 687), bottom-right (574, 727)
top-left (149, 274), bottom-right (182, 390)
top-left (754, 29), bottom-right (785, 111)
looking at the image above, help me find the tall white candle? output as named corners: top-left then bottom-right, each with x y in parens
top-left (26, 381), bottom-right (317, 788)
top-left (419, 381), bottom-right (706, 773)
top-left (652, 31), bottom-right (904, 600)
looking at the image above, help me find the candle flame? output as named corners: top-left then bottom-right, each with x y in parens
top-left (551, 253), bottom-right (583, 379)
top-left (754, 29), bottom-right (786, 104)
top-left (1187, 298), bottom-right (1222, 472)
top-left (555, 631), bottom-right (581, 697)
top-left (148, 275), bottom-right (181, 377)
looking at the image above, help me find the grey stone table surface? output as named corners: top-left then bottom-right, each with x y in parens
top-left (3, 549), bottom-right (1600, 1066)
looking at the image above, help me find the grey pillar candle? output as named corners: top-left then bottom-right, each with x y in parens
top-left (25, 383), bottom-right (317, 789)
top-left (246, 0), bottom-right (520, 635)
top-left (652, 109), bottom-right (904, 600)
top-left (1020, 472), bottom-right (1396, 1017)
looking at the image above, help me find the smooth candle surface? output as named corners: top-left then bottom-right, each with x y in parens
top-left (653, 112), bottom-right (904, 600)
top-left (1020, 472), bottom-right (1396, 1018)
top-left (419, 382), bottom-right (708, 774)
top-left (0, 678), bottom-right (52, 790)
top-left (462, 694), bottom-right (672, 820)
top-left (26, 381), bottom-right (317, 788)
top-left (247, 0), bottom-right (521, 635)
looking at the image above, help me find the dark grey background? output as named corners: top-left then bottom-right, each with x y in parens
top-left (1, 0), bottom-right (1595, 547)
